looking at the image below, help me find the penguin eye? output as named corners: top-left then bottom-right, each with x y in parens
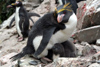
top-left (63, 11), bottom-right (66, 14)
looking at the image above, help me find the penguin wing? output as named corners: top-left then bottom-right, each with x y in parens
top-left (19, 16), bottom-right (25, 30)
top-left (29, 17), bottom-right (34, 23)
top-left (28, 12), bottom-right (40, 17)
top-left (33, 27), bottom-right (56, 58)
top-left (9, 16), bottom-right (15, 28)
top-left (28, 12), bottom-right (40, 24)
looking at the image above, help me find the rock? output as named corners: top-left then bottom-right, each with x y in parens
top-left (89, 63), bottom-right (100, 67)
top-left (30, 0), bottom-right (50, 16)
top-left (75, 43), bottom-right (96, 56)
top-left (12, 55), bottom-right (41, 67)
top-left (0, 13), bottom-right (15, 29)
top-left (92, 45), bottom-right (100, 52)
top-left (0, 53), bottom-right (17, 66)
top-left (29, 61), bottom-right (39, 65)
top-left (75, 25), bottom-right (100, 43)
top-left (91, 51), bottom-right (100, 62)
top-left (96, 39), bottom-right (100, 46)
top-left (77, 0), bottom-right (100, 29)
top-left (97, 60), bottom-right (100, 64)
top-left (75, 43), bottom-right (84, 56)
top-left (45, 58), bottom-right (90, 67)
top-left (81, 41), bottom-right (90, 46)
top-left (77, 1), bottom-right (86, 30)
top-left (82, 44), bottom-right (96, 56)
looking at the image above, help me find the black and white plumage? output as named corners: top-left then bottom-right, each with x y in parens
top-left (11, 3), bottom-right (77, 61)
top-left (45, 40), bottom-right (76, 61)
top-left (7, 1), bottom-right (40, 41)
top-left (55, 0), bottom-right (86, 14)
top-left (55, 0), bottom-right (78, 13)
top-left (8, 12), bottom-right (40, 28)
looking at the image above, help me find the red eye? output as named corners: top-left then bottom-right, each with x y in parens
top-left (63, 11), bottom-right (66, 14)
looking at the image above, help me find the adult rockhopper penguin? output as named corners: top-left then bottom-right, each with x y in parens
top-left (45, 40), bottom-right (76, 62)
top-left (11, 3), bottom-right (77, 61)
top-left (7, 1), bottom-right (40, 41)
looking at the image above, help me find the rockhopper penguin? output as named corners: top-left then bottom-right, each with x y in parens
top-left (7, 1), bottom-right (40, 41)
top-left (11, 3), bottom-right (77, 61)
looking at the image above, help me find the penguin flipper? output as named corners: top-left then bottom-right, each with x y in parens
top-left (29, 17), bottom-right (34, 24)
top-left (9, 16), bottom-right (15, 28)
top-left (33, 27), bottom-right (56, 58)
top-left (28, 12), bottom-right (40, 17)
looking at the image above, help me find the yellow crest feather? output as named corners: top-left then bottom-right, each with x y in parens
top-left (63, 2), bottom-right (70, 8)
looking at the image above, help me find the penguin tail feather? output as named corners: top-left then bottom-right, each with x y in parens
top-left (10, 52), bottom-right (25, 61)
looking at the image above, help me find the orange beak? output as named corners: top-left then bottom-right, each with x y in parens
top-left (57, 14), bottom-right (65, 23)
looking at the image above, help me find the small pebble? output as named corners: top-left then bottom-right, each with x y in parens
top-left (29, 61), bottom-right (39, 65)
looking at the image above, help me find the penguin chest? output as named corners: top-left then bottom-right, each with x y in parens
top-left (15, 7), bottom-right (22, 37)
top-left (50, 13), bottom-right (77, 43)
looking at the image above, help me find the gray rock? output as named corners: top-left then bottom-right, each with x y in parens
top-left (75, 44), bottom-right (84, 56)
top-left (77, 0), bottom-right (100, 29)
top-left (91, 52), bottom-right (100, 64)
top-left (82, 44), bottom-right (96, 56)
top-left (92, 45), bottom-right (100, 52)
top-left (45, 58), bottom-right (91, 67)
top-left (75, 43), bottom-right (96, 56)
top-left (96, 39), bottom-right (100, 46)
top-left (97, 60), bottom-right (100, 64)
top-left (0, 13), bottom-right (15, 29)
top-left (89, 63), bottom-right (100, 67)
top-left (75, 25), bottom-right (100, 43)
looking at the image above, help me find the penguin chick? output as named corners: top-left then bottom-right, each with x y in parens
top-left (45, 40), bottom-right (76, 62)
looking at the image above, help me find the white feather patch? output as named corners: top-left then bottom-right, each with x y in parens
top-left (33, 36), bottom-right (43, 51)
top-left (15, 7), bottom-right (23, 37)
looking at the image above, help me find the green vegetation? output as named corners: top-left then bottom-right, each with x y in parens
top-left (0, 0), bottom-right (15, 24)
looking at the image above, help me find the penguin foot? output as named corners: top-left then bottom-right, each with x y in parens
top-left (16, 35), bottom-right (19, 38)
top-left (18, 37), bottom-right (23, 42)
top-left (41, 57), bottom-right (52, 63)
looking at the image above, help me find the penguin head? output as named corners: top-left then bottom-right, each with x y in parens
top-left (54, 2), bottom-right (72, 23)
top-left (7, 1), bottom-right (22, 8)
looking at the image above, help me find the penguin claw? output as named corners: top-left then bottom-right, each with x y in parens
top-left (33, 54), bottom-right (38, 59)
top-left (18, 37), bottom-right (23, 42)
top-left (16, 35), bottom-right (19, 38)
top-left (10, 56), bottom-right (17, 61)
top-left (41, 57), bottom-right (52, 62)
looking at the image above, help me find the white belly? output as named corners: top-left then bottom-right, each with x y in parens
top-left (33, 13), bottom-right (77, 58)
top-left (15, 7), bottom-right (22, 37)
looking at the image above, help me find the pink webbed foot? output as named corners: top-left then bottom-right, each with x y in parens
top-left (18, 37), bottom-right (23, 42)
top-left (41, 57), bottom-right (52, 63)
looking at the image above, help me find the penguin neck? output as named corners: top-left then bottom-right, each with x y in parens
top-left (16, 7), bottom-right (20, 13)
top-left (16, 5), bottom-right (23, 9)
top-left (53, 11), bottom-right (57, 22)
